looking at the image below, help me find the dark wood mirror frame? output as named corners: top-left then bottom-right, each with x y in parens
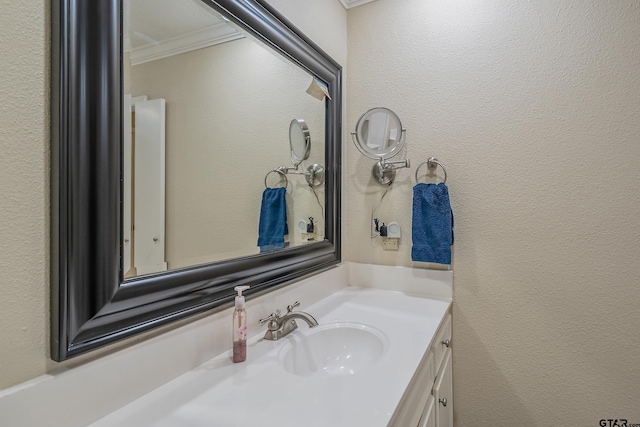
top-left (51, 0), bottom-right (342, 361)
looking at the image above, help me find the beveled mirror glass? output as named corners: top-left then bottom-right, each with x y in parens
top-left (51, 0), bottom-right (341, 361)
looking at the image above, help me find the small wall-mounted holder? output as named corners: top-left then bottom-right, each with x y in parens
top-left (386, 222), bottom-right (401, 238)
top-left (298, 217), bottom-right (317, 242)
top-left (374, 218), bottom-right (386, 236)
top-left (380, 221), bottom-right (400, 251)
top-left (374, 219), bottom-right (400, 237)
top-left (351, 107), bottom-right (411, 185)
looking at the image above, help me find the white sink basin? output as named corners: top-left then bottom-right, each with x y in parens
top-left (279, 321), bottom-right (388, 378)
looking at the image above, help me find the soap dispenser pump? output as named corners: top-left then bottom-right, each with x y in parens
top-left (232, 285), bottom-right (250, 363)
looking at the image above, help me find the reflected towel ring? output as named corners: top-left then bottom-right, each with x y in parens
top-left (415, 157), bottom-right (447, 184)
top-left (264, 168), bottom-right (289, 188)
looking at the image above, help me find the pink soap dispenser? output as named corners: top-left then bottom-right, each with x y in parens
top-left (232, 286), bottom-right (250, 363)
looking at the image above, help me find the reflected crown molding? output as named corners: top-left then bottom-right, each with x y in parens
top-left (129, 23), bottom-right (244, 66)
top-left (339, 0), bottom-right (378, 9)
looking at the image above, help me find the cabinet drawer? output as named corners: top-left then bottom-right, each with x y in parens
top-left (431, 313), bottom-right (451, 370)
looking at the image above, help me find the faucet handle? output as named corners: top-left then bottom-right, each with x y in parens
top-left (259, 309), bottom-right (281, 326)
top-left (286, 301), bottom-right (300, 313)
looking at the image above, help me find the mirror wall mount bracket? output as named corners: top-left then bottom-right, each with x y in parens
top-left (51, 0), bottom-right (342, 361)
top-left (372, 158), bottom-right (410, 185)
top-left (305, 164), bottom-right (325, 187)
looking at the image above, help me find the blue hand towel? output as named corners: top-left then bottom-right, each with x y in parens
top-left (258, 187), bottom-right (289, 253)
top-left (411, 183), bottom-right (454, 264)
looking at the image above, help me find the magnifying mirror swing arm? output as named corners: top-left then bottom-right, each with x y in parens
top-left (274, 163), bottom-right (326, 187)
top-left (351, 129), bottom-right (410, 185)
top-left (278, 163), bottom-right (303, 175)
top-left (372, 157), bottom-right (410, 185)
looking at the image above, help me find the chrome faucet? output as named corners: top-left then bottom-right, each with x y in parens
top-left (259, 301), bottom-right (318, 340)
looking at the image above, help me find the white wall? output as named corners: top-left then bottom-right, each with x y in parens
top-left (0, 0), bottom-right (346, 391)
top-left (347, 0), bottom-right (640, 424)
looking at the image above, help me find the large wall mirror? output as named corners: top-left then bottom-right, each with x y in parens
top-left (51, 0), bottom-right (341, 361)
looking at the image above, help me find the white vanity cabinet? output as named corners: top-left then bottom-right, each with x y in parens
top-left (390, 312), bottom-right (453, 427)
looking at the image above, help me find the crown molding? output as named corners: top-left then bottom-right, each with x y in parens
top-left (129, 23), bottom-right (244, 66)
top-left (339, 0), bottom-right (378, 9)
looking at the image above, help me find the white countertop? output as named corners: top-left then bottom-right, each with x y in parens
top-left (88, 287), bottom-right (450, 427)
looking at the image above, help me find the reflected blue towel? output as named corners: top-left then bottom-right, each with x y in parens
top-left (258, 187), bottom-right (288, 253)
top-left (411, 183), bottom-right (454, 264)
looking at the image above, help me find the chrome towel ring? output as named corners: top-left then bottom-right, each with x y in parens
top-left (415, 157), bottom-right (447, 184)
top-left (264, 168), bottom-right (288, 188)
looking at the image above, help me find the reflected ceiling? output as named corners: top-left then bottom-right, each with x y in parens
top-left (124, 0), bottom-right (243, 65)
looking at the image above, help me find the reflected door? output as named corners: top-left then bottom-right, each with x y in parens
top-left (132, 97), bottom-right (167, 275)
top-left (123, 94), bottom-right (133, 276)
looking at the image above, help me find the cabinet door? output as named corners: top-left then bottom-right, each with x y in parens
top-left (418, 395), bottom-right (436, 427)
top-left (387, 351), bottom-right (435, 427)
top-left (433, 349), bottom-right (453, 427)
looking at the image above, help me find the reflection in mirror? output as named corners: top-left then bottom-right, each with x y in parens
top-left (289, 119), bottom-right (311, 166)
top-left (123, 0), bottom-right (326, 277)
top-left (353, 107), bottom-right (405, 160)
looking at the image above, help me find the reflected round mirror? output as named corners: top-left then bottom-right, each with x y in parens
top-left (353, 107), bottom-right (404, 160)
top-left (289, 118), bottom-right (311, 166)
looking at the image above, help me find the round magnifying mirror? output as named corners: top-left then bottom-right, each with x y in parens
top-left (289, 119), bottom-right (311, 166)
top-left (354, 107), bottom-right (404, 159)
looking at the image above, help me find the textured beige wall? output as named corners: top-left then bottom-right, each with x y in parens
top-left (0, 0), bottom-right (346, 391)
top-left (347, 0), bottom-right (640, 424)
top-left (0, 1), bottom-right (50, 390)
top-left (268, 0), bottom-right (348, 67)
